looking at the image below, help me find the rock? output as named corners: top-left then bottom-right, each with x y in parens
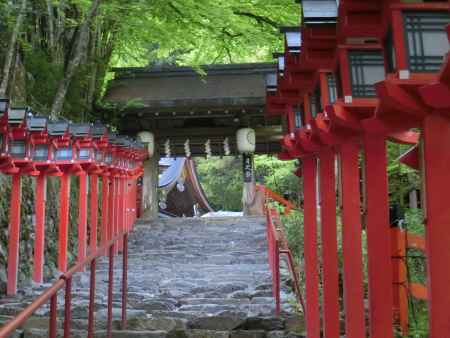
top-left (185, 330), bottom-right (230, 338)
top-left (230, 330), bottom-right (266, 338)
top-left (284, 315), bottom-right (304, 333)
top-left (266, 331), bottom-right (285, 338)
top-left (119, 316), bottom-right (187, 331)
top-left (188, 312), bottom-right (247, 330)
top-left (95, 308), bottom-right (147, 321)
top-left (237, 317), bottom-right (284, 331)
top-left (94, 330), bottom-right (168, 338)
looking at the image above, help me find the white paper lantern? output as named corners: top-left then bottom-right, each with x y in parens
top-left (236, 128), bottom-right (256, 154)
top-left (137, 131), bottom-right (155, 157)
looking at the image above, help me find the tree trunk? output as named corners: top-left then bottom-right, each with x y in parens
top-left (50, 0), bottom-right (102, 117)
top-left (46, 0), bottom-right (56, 51)
top-left (0, 0), bottom-right (27, 97)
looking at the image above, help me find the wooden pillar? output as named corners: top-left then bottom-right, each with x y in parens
top-left (78, 172), bottom-right (88, 264)
top-left (7, 174), bottom-right (22, 295)
top-left (303, 157), bottom-right (321, 338)
top-left (422, 113), bottom-right (450, 337)
top-left (319, 149), bottom-right (340, 338)
top-left (89, 174), bottom-right (98, 252)
top-left (58, 174), bottom-right (70, 272)
top-left (33, 175), bottom-right (47, 283)
top-left (339, 143), bottom-right (366, 338)
top-left (363, 135), bottom-right (394, 338)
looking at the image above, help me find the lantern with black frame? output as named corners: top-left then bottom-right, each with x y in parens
top-left (6, 107), bottom-right (35, 174)
top-left (0, 98), bottom-right (10, 168)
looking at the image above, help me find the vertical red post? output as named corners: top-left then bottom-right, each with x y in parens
top-left (319, 149), bottom-right (340, 338)
top-left (422, 114), bottom-right (450, 337)
top-left (107, 244), bottom-right (115, 338)
top-left (364, 135), bottom-right (394, 338)
top-left (78, 172), bottom-right (88, 264)
top-left (108, 176), bottom-right (115, 242)
top-left (63, 277), bottom-right (72, 338)
top-left (118, 177), bottom-right (124, 250)
top-left (87, 258), bottom-right (97, 338)
top-left (49, 293), bottom-right (58, 338)
top-left (89, 174), bottom-right (99, 252)
top-left (7, 174), bottom-right (22, 295)
top-left (101, 175), bottom-right (109, 252)
top-left (33, 175), bottom-right (47, 284)
top-left (121, 233), bottom-right (128, 329)
top-left (58, 174), bottom-right (71, 272)
top-left (302, 157), bottom-right (321, 338)
top-left (339, 143), bottom-right (366, 338)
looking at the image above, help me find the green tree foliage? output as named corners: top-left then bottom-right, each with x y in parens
top-left (0, 0), bottom-right (298, 118)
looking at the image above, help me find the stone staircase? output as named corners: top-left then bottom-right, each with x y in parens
top-left (0, 217), bottom-right (305, 337)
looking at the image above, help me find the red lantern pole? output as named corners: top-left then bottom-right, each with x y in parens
top-left (108, 176), bottom-right (115, 243)
top-left (363, 135), bottom-right (394, 338)
top-left (58, 173), bottom-right (70, 272)
top-left (422, 114), bottom-right (450, 337)
top-left (319, 149), bottom-right (340, 338)
top-left (101, 174), bottom-right (109, 254)
top-left (89, 174), bottom-right (98, 252)
top-left (7, 174), bottom-right (22, 295)
top-left (340, 142), bottom-right (366, 338)
top-left (33, 174), bottom-right (47, 283)
top-left (77, 172), bottom-right (88, 265)
top-left (302, 157), bottom-right (320, 338)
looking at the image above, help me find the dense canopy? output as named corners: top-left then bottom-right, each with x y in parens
top-left (0, 0), bottom-right (299, 120)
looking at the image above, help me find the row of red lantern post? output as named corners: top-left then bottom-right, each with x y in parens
top-left (0, 98), bottom-right (147, 296)
top-left (266, 1), bottom-right (449, 337)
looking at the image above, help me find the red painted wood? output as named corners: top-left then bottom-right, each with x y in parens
top-left (287, 105), bottom-right (295, 134)
top-left (7, 174), bottom-right (22, 295)
top-left (363, 136), bottom-right (394, 338)
top-left (101, 175), bottom-right (109, 252)
top-left (89, 174), bottom-right (98, 251)
top-left (338, 48), bottom-right (352, 98)
top-left (422, 114), bottom-right (450, 337)
top-left (108, 177), bottom-right (115, 243)
top-left (339, 143), bottom-right (366, 338)
top-left (58, 174), bottom-right (70, 272)
top-left (78, 173), bottom-right (88, 264)
top-left (33, 175), bottom-right (47, 283)
top-left (319, 149), bottom-right (340, 338)
top-left (392, 10), bottom-right (408, 71)
top-left (303, 157), bottom-right (321, 338)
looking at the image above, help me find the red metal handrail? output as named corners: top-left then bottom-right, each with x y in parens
top-left (257, 184), bottom-right (297, 215)
top-left (0, 231), bottom-right (129, 338)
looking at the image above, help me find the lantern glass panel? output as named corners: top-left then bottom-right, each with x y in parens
top-left (278, 56), bottom-right (285, 73)
top-left (286, 32), bottom-right (301, 52)
top-left (327, 74), bottom-right (338, 104)
top-left (404, 11), bottom-right (449, 72)
top-left (10, 140), bottom-right (26, 158)
top-left (294, 106), bottom-right (304, 129)
top-left (105, 153), bottom-right (113, 164)
top-left (55, 147), bottom-right (73, 160)
top-left (0, 101), bottom-right (7, 115)
top-left (95, 150), bottom-right (104, 162)
top-left (266, 73), bottom-right (277, 91)
top-left (34, 145), bottom-right (48, 161)
top-left (78, 148), bottom-right (90, 160)
top-left (310, 86), bottom-right (322, 118)
top-left (348, 51), bottom-right (385, 97)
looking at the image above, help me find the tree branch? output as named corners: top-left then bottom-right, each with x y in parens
top-left (233, 10), bottom-right (279, 29)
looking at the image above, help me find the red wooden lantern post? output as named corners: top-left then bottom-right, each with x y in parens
top-left (27, 115), bottom-right (50, 284)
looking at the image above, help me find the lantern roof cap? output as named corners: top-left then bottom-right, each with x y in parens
top-left (48, 120), bottom-right (69, 136)
top-left (27, 116), bottom-right (48, 132)
top-left (8, 107), bottom-right (31, 125)
top-left (301, 0), bottom-right (338, 24)
top-left (69, 123), bottom-right (91, 137)
top-left (92, 122), bottom-right (107, 138)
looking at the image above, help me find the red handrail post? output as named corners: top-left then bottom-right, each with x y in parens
top-left (422, 114), bottom-right (450, 337)
top-left (340, 143), bottom-right (366, 338)
top-left (121, 233), bottom-right (128, 329)
top-left (78, 172), bottom-right (88, 267)
top-left (58, 173), bottom-right (71, 272)
top-left (89, 174), bottom-right (99, 252)
top-left (87, 258), bottom-right (97, 338)
top-left (319, 149), bottom-right (340, 338)
top-left (363, 135), bottom-right (394, 338)
top-left (302, 157), bottom-right (321, 338)
top-left (107, 243), bottom-right (115, 338)
top-left (49, 293), bottom-right (58, 338)
top-left (63, 277), bottom-right (72, 338)
top-left (33, 174), bottom-right (47, 284)
top-left (7, 173), bottom-right (22, 295)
